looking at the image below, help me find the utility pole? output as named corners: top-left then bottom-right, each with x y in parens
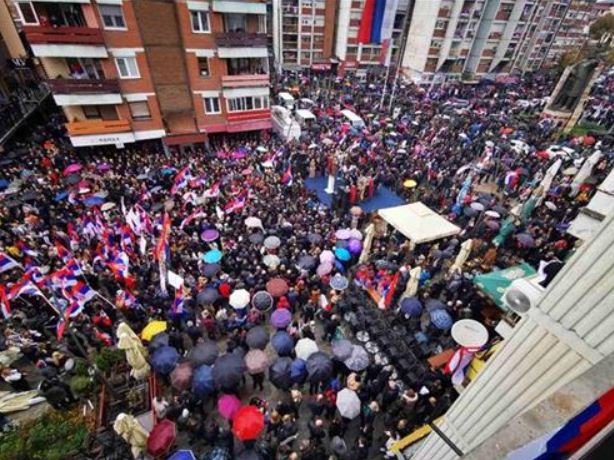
top-left (388, 0), bottom-right (415, 112)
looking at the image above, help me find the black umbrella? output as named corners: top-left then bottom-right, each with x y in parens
top-left (212, 353), bottom-right (246, 392)
top-left (306, 351), bottom-right (333, 383)
top-left (491, 205), bottom-right (507, 215)
top-left (197, 288), bottom-right (220, 305)
top-left (249, 233), bottom-right (264, 245)
top-left (297, 255), bottom-right (317, 270)
top-left (148, 332), bottom-right (169, 352)
top-left (21, 191), bottom-right (37, 202)
top-left (307, 233), bottom-right (322, 244)
top-left (188, 341), bottom-right (219, 366)
top-left (268, 357), bottom-right (293, 391)
top-left (0, 159), bottom-right (14, 166)
top-left (203, 264), bottom-right (221, 277)
top-left (64, 174), bottom-right (80, 185)
top-left (251, 291), bottom-right (273, 311)
top-left (246, 326), bottom-right (269, 350)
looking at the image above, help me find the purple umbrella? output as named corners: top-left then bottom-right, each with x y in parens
top-left (218, 394), bottom-right (241, 420)
top-left (485, 220), bottom-right (500, 231)
top-left (270, 308), bottom-right (292, 329)
top-left (516, 233), bottom-right (535, 248)
top-left (316, 262), bottom-right (333, 277)
top-left (96, 163), bottom-right (112, 172)
top-left (335, 229), bottom-right (352, 240)
top-left (201, 229), bottom-right (220, 242)
top-left (348, 239), bottom-right (362, 255)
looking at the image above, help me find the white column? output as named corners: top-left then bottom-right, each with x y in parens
top-left (411, 210), bottom-right (614, 460)
top-left (325, 175), bottom-right (336, 194)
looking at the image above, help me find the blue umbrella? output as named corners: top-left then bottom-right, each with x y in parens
top-left (197, 288), bottom-right (219, 305)
top-left (271, 331), bottom-right (293, 356)
top-left (203, 250), bottom-right (223, 264)
top-left (84, 196), bottom-right (105, 207)
top-left (0, 179), bottom-right (9, 190)
top-left (335, 248), bottom-right (351, 261)
top-left (161, 167), bottom-right (176, 175)
top-left (400, 297), bottom-right (423, 317)
top-left (430, 309), bottom-right (453, 330)
top-left (270, 308), bottom-right (292, 329)
top-left (269, 357), bottom-right (293, 390)
top-left (203, 263), bottom-right (221, 277)
top-left (425, 299), bottom-right (446, 312)
top-left (290, 358), bottom-right (307, 384)
top-left (167, 450), bottom-right (197, 460)
top-left (151, 346), bottom-right (180, 375)
top-left (191, 365), bottom-right (215, 396)
top-left (54, 191), bottom-right (68, 202)
top-left (306, 351), bottom-right (333, 383)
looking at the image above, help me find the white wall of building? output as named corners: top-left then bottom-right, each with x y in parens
top-left (402, 0), bottom-right (441, 81)
top-left (335, 0), bottom-right (352, 61)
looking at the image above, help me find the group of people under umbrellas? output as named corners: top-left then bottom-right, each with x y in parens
top-left (0, 66), bottom-right (611, 459)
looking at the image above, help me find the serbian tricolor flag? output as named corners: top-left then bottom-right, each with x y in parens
top-left (281, 164), bottom-right (293, 186)
top-left (171, 166), bottom-right (191, 195)
top-left (172, 285), bottom-right (184, 315)
top-left (203, 181), bottom-right (221, 198)
top-left (0, 252), bottom-right (21, 274)
top-left (223, 190), bottom-right (248, 214)
top-left (506, 387), bottom-right (614, 460)
top-left (0, 285), bottom-right (11, 318)
top-left (55, 241), bottom-right (72, 263)
top-left (180, 208), bottom-right (206, 230)
top-left (8, 278), bottom-right (42, 300)
top-left (155, 212), bottom-right (171, 262)
top-left (358, 0), bottom-right (398, 45)
top-left (116, 289), bottom-right (137, 309)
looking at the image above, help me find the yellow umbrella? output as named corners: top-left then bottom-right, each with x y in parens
top-left (113, 413), bottom-right (149, 459)
top-left (117, 322), bottom-right (150, 380)
top-left (140, 320), bottom-right (167, 342)
top-left (403, 179), bottom-right (417, 189)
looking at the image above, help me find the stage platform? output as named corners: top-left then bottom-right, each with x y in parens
top-left (304, 176), bottom-right (405, 213)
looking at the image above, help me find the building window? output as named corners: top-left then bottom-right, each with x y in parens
top-left (129, 101), bottom-right (151, 120)
top-left (198, 57), bottom-right (210, 77)
top-left (227, 95), bottom-right (269, 112)
top-left (83, 105), bottom-right (118, 120)
top-left (99, 5), bottom-right (126, 30)
top-left (191, 11), bottom-right (210, 33)
top-left (204, 97), bottom-right (221, 114)
top-left (115, 57), bottom-right (140, 79)
top-left (16, 2), bottom-right (38, 25)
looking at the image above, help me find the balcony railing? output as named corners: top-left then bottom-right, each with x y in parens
top-left (47, 79), bottom-right (120, 94)
top-left (66, 119), bottom-right (131, 136)
top-left (221, 74), bottom-right (269, 88)
top-left (227, 108), bottom-right (270, 123)
top-left (216, 32), bottom-right (267, 47)
top-left (0, 83), bottom-right (51, 145)
top-left (23, 26), bottom-right (104, 45)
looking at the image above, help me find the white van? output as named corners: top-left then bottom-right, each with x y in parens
top-left (340, 109), bottom-right (365, 129)
top-left (278, 92), bottom-right (295, 110)
top-left (271, 105), bottom-right (301, 141)
top-left (295, 109), bottom-right (316, 127)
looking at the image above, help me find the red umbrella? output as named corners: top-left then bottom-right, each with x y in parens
top-left (232, 406), bottom-right (265, 441)
top-left (583, 135), bottom-right (596, 146)
top-left (266, 278), bottom-right (289, 297)
top-left (147, 419), bottom-right (176, 457)
top-left (536, 151), bottom-right (550, 160)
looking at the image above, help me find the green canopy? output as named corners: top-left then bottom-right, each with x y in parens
top-left (473, 263), bottom-right (536, 309)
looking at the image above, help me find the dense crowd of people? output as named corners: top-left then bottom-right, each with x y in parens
top-left (0, 67), bottom-right (611, 459)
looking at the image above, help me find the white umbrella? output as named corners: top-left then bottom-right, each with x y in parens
top-left (229, 289), bottom-right (250, 309)
top-left (358, 223), bottom-right (375, 264)
top-left (336, 388), bottom-right (361, 419)
top-left (535, 158), bottom-right (562, 200)
top-left (245, 217), bottom-right (263, 228)
top-left (403, 266), bottom-right (421, 297)
top-left (319, 250), bottom-right (335, 263)
top-left (572, 150), bottom-right (602, 195)
top-left (295, 338), bottom-right (319, 360)
top-left (263, 254), bottom-right (280, 268)
top-left (449, 239), bottom-right (473, 274)
top-left (256, 146), bottom-right (267, 153)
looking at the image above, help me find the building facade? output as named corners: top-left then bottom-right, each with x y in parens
top-left (401, 0), bottom-right (604, 84)
top-left (271, 0), bottom-right (409, 73)
top-left (8, 0), bottom-right (271, 149)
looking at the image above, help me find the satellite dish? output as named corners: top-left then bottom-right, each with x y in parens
top-left (504, 288), bottom-right (531, 313)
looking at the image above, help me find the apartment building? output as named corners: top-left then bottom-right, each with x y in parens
top-left (9, 0), bottom-right (271, 149)
top-left (401, 0), bottom-right (603, 84)
top-left (271, 0), bottom-right (408, 72)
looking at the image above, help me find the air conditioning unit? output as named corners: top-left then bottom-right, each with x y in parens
top-left (502, 277), bottom-right (545, 315)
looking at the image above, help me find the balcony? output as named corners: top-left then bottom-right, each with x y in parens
top-left (66, 119), bottom-right (131, 136)
top-left (23, 26), bottom-right (107, 58)
top-left (47, 79), bottom-right (120, 94)
top-left (221, 74), bottom-right (269, 88)
top-left (48, 79), bottom-right (122, 106)
top-left (216, 32), bottom-right (267, 47)
top-left (23, 26), bottom-right (103, 45)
